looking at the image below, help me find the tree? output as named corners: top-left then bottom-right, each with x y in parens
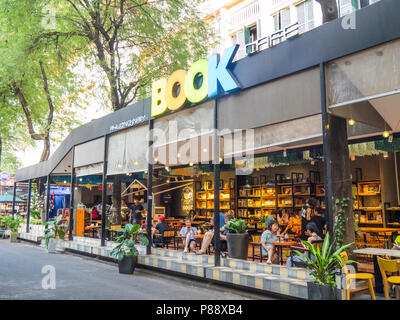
top-left (38, 0), bottom-right (212, 111)
top-left (315, 0), bottom-right (339, 23)
top-left (316, 0), bottom-right (356, 254)
top-left (0, 0), bottom-right (90, 165)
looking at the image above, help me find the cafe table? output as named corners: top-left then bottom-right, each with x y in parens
top-left (85, 225), bottom-right (101, 238)
top-left (354, 247), bottom-right (400, 294)
top-left (269, 240), bottom-right (298, 265)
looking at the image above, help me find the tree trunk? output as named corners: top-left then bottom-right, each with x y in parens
top-left (40, 137), bottom-right (50, 162)
top-left (112, 175), bottom-right (122, 225)
top-left (326, 115), bottom-right (356, 256)
top-left (316, 0), bottom-right (339, 23)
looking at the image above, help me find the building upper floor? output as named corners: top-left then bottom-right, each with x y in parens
top-left (200, 0), bottom-right (382, 59)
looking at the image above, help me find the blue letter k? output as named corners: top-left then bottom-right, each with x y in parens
top-left (208, 44), bottom-right (241, 98)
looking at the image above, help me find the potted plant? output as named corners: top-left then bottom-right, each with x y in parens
top-left (44, 214), bottom-right (68, 253)
top-left (5, 216), bottom-right (22, 242)
top-left (224, 218), bottom-right (249, 260)
top-left (110, 223), bottom-right (149, 274)
top-left (293, 233), bottom-right (355, 300)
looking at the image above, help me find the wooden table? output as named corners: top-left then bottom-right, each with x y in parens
top-left (354, 248), bottom-right (400, 294)
top-left (269, 241), bottom-right (298, 265)
top-left (85, 225), bottom-right (101, 238)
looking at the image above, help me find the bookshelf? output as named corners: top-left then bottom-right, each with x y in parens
top-left (355, 180), bottom-right (384, 226)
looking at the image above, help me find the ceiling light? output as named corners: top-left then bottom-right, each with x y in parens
top-left (203, 148), bottom-right (207, 153)
top-left (189, 162), bottom-right (194, 167)
top-left (348, 119), bottom-right (355, 126)
top-left (383, 131), bottom-right (390, 138)
top-left (283, 150), bottom-right (287, 157)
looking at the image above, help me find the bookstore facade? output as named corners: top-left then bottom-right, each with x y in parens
top-left (13, 1), bottom-right (400, 251)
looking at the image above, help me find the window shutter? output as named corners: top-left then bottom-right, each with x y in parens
top-left (296, 2), bottom-right (306, 33)
top-left (243, 26), bottom-right (252, 55)
top-left (306, 0), bottom-right (314, 31)
top-left (256, 19), bottom-right (261, 39)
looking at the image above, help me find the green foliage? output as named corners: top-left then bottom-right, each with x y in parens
top-left (224, 219), bottom-right (248, 234)
top-left (293, 233), bottom-right (356, 287)
top-left (5, 215), bottom-right (22, 232)
top-left (0, 216), bottom-right (7, 228)
top-left (44, 214), bottom-right (68, 248)
top-left (110, 223), bottom-right (149, 262)
top-left (35, 0), bottom-right (213, 110)
top-left (333, 197), bottom-right (359, 250)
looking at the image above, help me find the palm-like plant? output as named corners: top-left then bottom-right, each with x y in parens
top-left (44, 214), bottom-right (68, 248)
top-left (110, 224), bottom-right (149, 262)
top-left (293, 233), bottom-right (356, 287)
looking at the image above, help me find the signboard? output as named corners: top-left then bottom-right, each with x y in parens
top-left (151, 45), bottom-right (241, 117)
top-left (0, 171), bottom-right (10, 182)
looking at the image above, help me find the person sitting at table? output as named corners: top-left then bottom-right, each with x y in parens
top-left (261, 220), bottom-right (280, 264)
top-left (286, 222), bottom-right (322, 267)
top-left (91, 205), bottom-right (100, 220)
top-left (195, 212), bottom-right (226, 255)
top-left (281, 211), bottom-right (301, 236)
top-left (212, 214), bottom-right (233, 256)
top-left (152, 216), bottom-right (170, 247)
top-left (277, 209), bottom-right (289, 226)
top-left (310, 206), bottom-right (327, 239)
top-left (179, 217), bottom-right (199, 253)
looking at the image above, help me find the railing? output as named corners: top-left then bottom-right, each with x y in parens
top-left (245, 21), bottom-right (299, 55)
top-left (228, 1), bottom-right (260, 30)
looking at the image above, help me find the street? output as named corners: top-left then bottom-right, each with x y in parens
top-left (0, 241), bottom-right (273, 300)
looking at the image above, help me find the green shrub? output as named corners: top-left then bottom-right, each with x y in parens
top-left (224, 219), bottom-right (247, 234)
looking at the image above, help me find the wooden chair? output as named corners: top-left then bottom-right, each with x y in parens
top-left (340, 251), bottom-right (376, 300)
top-left (377, 256), bottom-right (400, 300)
top-left (250, 235), bottom-right (266, 262)
top-left (109, 225), bottom-right (122, 241)
top-left (162, 230), bottom-right (176, 249)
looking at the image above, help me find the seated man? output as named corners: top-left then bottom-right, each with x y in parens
top-left (152, 216), bottom-right (170, 247)
top-left (195, 213), bottom-right (228, 255)
top-left (179, 217), bottom-right (199, 253)
top-left (286, 222), bottom-right (322, 267)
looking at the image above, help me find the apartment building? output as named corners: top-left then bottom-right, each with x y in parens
top-left (200, 0), bottom-right (381, 60)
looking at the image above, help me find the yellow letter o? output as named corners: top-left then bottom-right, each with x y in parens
top-left (165, 69), bottom-right (187, 111)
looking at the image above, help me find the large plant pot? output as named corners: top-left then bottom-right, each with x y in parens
top-left (307, 282), bottom-right (342, 300)
top-left (47, 238), bottom-right (57, 253)
top-left (10, 231), bottom-right (18, 243)
top-left (226, 233), bottom-right (249, 260)
top-left (118, 255), bottom-right (138, 274)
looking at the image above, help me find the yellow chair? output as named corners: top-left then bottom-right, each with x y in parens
top-left (377, 257), bottom-right (400, 300)
top-left (340, 251), bottom-right (376, 300)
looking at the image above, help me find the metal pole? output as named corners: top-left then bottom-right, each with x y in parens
top-left (320, 63), bottom-right (334, 241)
top-left (146, 119), bottom-right (154, 254)
top-left (101, 135), bottom-right (108, 247)
top-left (11, 181), bottom-right (16, 220)
top-left (45, 175), bottom-right (51, 221)
top-left (26, 179), bottom-right (32, 233)
top-left (213, 98), bottom-right (221, 267)
top-left (69, 148), bottom-right (75, 241)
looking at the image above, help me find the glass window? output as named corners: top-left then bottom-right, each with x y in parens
top-left (273, 7), bottom-right (291, 32)
top-left (296, 0), bottom-right (314, 34)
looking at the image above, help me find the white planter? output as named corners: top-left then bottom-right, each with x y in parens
top-left (47, 238), bottom-right (57, 253)
top-left (56, 239), bottom-right (65, 253)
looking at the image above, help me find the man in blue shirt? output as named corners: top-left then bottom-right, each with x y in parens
top-left (179, 217), bottom-right (199, 253)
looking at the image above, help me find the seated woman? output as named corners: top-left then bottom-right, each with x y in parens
top-left (286, 222), bottom-right (322, 267)
top-left (261, 220), bottom-right (280, 264)
top-left (277, 209), bottom-right (289, 226)
top-left (179, 217), bottom-right (199, 253)
top-left (281, 211), bottom-right (301, 236)
top-left (195, 213), bottom-right (226, 255)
